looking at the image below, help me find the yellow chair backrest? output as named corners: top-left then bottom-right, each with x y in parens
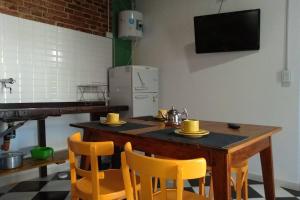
top-left (121, 142), bottom-right (207, 200)
top-left (68, 132), bottom-right (114, 200)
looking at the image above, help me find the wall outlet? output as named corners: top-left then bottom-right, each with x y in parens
top-left (281, 69), bottom-right (291, 87)
top-left (106, 32), bottom-right (113, 38)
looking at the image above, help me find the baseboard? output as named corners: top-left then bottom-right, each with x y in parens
top-left (0, 162), bottom-right (69, 188)
top-left (248, 173), bottom-right (300, 191)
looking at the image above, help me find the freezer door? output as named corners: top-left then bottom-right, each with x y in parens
top-left (109, 66), bottom-right (132, 106)
top-left (132, 93), bottom-right (159, 117)
top-left (132, 66), bottom-right (159, 93)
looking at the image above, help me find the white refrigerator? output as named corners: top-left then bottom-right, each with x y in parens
top-left (109, 65), bottom-right (159, 117)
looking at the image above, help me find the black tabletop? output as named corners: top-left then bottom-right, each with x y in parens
top-left (141, 128), bottom-right (248, 149)
top-left (71, 121), bottom-right (152, 132)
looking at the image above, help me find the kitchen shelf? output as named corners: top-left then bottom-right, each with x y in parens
top-left (0, 149), bottom-right (68, 177)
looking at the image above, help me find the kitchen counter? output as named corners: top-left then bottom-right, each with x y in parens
top-left (0, 101), bottom-right (129, 177)
top-left (0, 101), bottom-right (128, 122)
top-left (0, 101), bottom-right (105, 109)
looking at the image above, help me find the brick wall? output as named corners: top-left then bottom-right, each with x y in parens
top-left (0, 0), bottom-right (111, 36)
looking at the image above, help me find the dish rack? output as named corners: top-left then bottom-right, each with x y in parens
top-left (77, 84), bottom-right (108, 102)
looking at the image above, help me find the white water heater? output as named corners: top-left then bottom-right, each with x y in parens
top-left (118, 10), bottom-right (143, 40)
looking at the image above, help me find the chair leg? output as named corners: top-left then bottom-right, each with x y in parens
top-left (236, 169), bottom-right (243, 200)
top-left (199, 177), bottom-right (205, 196)
top-left (153, 177), bottom-right (158, 192)
top-left (209, 175), bottom-right (214, 200)
top-left (242, 169), bottom-right (249, 200)
top-left (70, 190), bottom-right (79, 200)
top-left (71, 195), bottom-right (79, 200)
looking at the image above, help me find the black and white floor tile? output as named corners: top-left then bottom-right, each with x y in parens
top-left (185, 177), bottom-right (300, 200)
top-left (0, 171), bottom-right (299, 200)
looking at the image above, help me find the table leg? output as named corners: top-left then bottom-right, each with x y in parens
top-left (80, 129), bottom-right (91, 170)
top-left (37, 119), bottom-right (47, 177)
top-left (260, 139), bottom-right (275, 200)
top-left (212, 151), bottom-right (231, 200)
top-left (90, 112), bottom-right (106, 121)
top-left (111, 146), bottom-right (122, 169)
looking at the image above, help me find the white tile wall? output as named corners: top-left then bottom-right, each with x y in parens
top-left (0, 14), bottom-right (112, 184)
top-left (0, 13), bottom-right (112, 103)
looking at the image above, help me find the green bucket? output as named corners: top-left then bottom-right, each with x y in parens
top-left (31, 147), bottom-right (54, 160)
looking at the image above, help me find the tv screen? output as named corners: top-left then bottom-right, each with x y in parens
top-left (194, 9), bottom-right (260, 53)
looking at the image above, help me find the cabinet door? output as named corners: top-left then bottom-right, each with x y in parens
top-left (132, 93), bottom-right (158, 117)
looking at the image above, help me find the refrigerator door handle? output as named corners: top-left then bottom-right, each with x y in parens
top-left (134, 95), bottom-right (149, 100)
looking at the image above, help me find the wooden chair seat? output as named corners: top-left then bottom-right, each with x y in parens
top-left (153, 189), bottom-right (206, 200)
top-left (76, 169), bottom-right (126, 199)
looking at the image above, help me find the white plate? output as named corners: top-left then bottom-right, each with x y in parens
top-left (153, 116), bottom-right (165, 120)
top-left (174, 129), bottom-right (210, 138)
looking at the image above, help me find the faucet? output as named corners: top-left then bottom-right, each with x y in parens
top-left (101, 89), bottom-right (110, 106)
top-left (0, 78), bottom-right (16, 94)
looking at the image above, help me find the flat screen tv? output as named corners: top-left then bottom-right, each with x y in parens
top-left (194, 9), bottom-right (260, 53)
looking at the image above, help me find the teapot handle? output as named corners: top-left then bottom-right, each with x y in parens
top-left (182, 108), bottom-right (188, 120)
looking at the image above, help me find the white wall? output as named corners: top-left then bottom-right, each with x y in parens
top-left (0, 13), bottom-right (112, 185)
top-left (135, 0), bottom-right (300, 188)
top-left (288, 0), bottom-right (300, 186)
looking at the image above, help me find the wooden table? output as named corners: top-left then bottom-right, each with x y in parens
top-left (71, 118), bottom-right (281, 200)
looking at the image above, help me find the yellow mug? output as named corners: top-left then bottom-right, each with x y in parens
top-left (106, 113), bottom-right (120, 123)
top-left (158, 109), bottom-right (168, 119)
top-left (181, 119), bottom-right (200, 133)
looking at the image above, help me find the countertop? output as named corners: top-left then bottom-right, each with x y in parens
top-left (0, 101), bottom-right (128, 122)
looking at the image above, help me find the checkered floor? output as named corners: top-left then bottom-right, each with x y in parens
top-left (0, 171), bottom-right (299, 200)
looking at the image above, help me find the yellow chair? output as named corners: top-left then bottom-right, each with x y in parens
top-left (68, 132), bottom-right (126, 200)
top-left (208, 161), bottom-right (248, 200)
top-left (121, 142), bottom-right (207, 200)
top-left (152, 155), bottom-right (206, 197)
top-left (154, 156), bottom-right (248, 200)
